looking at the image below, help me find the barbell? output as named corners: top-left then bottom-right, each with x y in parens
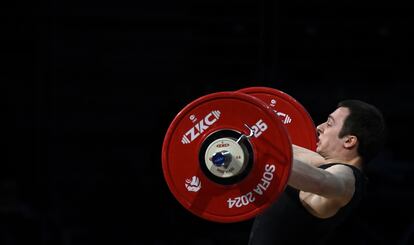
top-left (161, 87), bottom-right (317, 223)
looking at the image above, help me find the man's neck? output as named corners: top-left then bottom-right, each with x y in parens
top-left (324, 156), bottom-right (363, 169)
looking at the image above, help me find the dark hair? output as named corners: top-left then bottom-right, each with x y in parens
top-left (337, 100), bottom-right (386, 163)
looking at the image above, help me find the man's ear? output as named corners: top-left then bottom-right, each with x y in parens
top-left (344, 135), bottom-right (358, 149)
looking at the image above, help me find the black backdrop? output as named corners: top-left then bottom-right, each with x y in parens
top-left (5, 0), bottom-right (414, 244)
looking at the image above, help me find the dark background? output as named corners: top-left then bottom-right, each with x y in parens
top-left (5, 0), bottom-right (414, 244)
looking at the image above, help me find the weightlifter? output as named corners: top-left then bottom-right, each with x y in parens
top-left (248, 99), bottom-right (386, 244)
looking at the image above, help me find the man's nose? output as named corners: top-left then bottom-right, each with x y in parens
top-left (316, 124), bottom-right (323, 136)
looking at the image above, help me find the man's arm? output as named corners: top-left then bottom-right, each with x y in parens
top-left (292, 144), bottom-right (326, 166)
top-left (288, 159), bottom-right (352, 198)
top-left (288, 159), bottom-right (356, 218)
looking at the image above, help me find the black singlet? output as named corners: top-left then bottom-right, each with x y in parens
top-left (248, 163), bottom-right (367, 245)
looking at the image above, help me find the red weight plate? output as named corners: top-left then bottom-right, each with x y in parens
top-left (238, 87), bottom-right (317, 151)
top-left (162, 91), bottom-right (292, 223)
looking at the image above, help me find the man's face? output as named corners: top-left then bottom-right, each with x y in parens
top-left (316, 106), bottom-right (350, 158)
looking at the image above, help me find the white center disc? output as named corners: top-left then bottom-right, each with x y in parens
top-left (203, 137), bottom-right (248, 178)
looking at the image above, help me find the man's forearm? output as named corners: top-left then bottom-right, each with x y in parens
top-left (288, 158), bottom-right (327, 194)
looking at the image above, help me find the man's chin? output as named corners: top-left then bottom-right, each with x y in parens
top-left (315, 145), bottom-right (322, 154)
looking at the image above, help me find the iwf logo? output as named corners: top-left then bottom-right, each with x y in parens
top-left (276, 112), bottom-right (292, 125)
top-left (181, 110), bottom-right (221, 144)
top-left (185, 176), bottom-right (201, 192)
